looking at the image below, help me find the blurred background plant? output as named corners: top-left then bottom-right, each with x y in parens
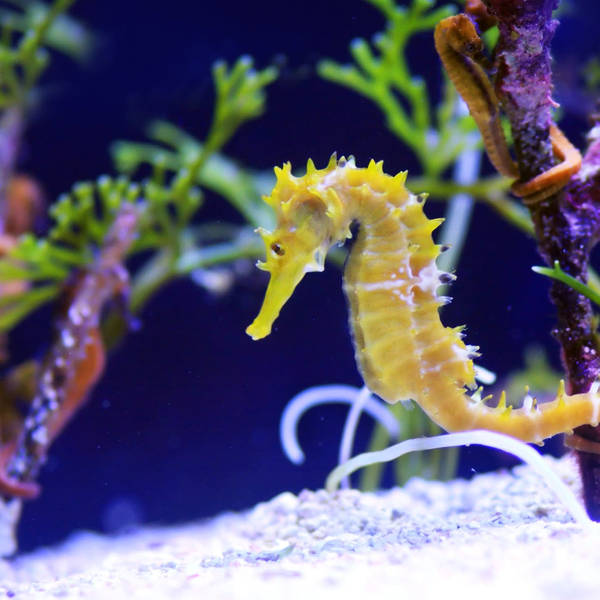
top-left (0, 0), bottom-right (287, 551)
top-left (1, 55), bottom-right (279, 337)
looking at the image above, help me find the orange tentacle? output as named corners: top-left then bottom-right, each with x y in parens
top-left (434, 15), bottom-right (518, 179)
top-left (511, 124), bottom-right (582, 204)
top-left (565, 433), bottom-right (600, 455)
top-left (434, 15), bottom-right (581, 204)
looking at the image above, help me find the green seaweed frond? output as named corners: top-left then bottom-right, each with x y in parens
top-left (583, 57), bottom-right (600, 95)
top-left (0, 55), bottom-right (278, 333)
top-left (318, 0), bottom-right (479, 177)
top-left (206, 56), bottom-right (278, 159)
top-left (0, 167), bottom-right (245, 332)
top-left (317, 0), bottom-right (536, 239)
top-left (112, 56), bottom-right (277, 230)
top-left (48, 176), bottom-right (140, 253)
top-left (0, 176), bottom-right (139, 330)
top-left (0, 0), bottom-right (89, 109)
top-left (113, 121), bottom-right (276, 232)
top-left (0, 0), bottom-right (91, 59)
top-left (532, 260), bottom-right (600, 308)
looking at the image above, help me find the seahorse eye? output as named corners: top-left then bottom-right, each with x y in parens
top-left (271, 242), bottom-right (285, 256)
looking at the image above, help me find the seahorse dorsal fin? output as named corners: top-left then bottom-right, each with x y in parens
top-left (274, 162), bottom-right (295, 185)
top-left (394, 171), bottom-right (408, 184)
top-left (262, 193), bottom-right (277, 208)
top-left (367, 159), bottom-right (384, 173)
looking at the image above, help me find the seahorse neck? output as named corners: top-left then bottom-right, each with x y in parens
top-left (335, 171), bottom-right (428, 403)
top-left (319, 166), bottom-right (407, 235)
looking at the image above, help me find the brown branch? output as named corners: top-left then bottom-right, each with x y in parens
top-left (485, 0), bottom-right (600, 518)
top-left (0, 204), bottom-right (139, 496)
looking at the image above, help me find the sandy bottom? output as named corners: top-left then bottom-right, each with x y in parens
top-left (1, 455), bottom-right (599, 599)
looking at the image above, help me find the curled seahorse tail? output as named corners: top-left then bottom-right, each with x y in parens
top-left (511, 124), bottom-right (582, 204)
top-left (416, 376), bottom-right (600, 444)
top-left (434, 15), bottom-right (518, 179)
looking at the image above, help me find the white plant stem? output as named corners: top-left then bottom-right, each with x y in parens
top-left (326, 430), bottom-right (593, 528)
top-left (280, 385), bottom-right (400, 465)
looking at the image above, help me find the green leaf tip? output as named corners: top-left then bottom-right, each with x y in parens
top-left (532, 260), bottom-right (600, 307)
top-left (0, 0), bottom-right (88, 108)
top-left (318, 0), bottom-right (470, 177)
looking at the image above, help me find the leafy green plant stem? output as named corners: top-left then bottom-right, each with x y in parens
top-left (0, 54), bottom-right (278, 335)
top-left (532, 261), bottom-right (600, 308)
top-left (409, 175), bottom-right (535, 236)
top-left (20, 0), bottom-right (76, 57)
top-left (129, 247), bottom-right (177, 315)
top-left (174, 57), bottom-right (278, 188)
top-left (113, 135), bottom-right (275, 229)
top-left (1, 0), bottom-right (86, 110)
top-left (19, 0), bottom-right (77, 90)
top-left (175, 230), bottom-right (264, 275)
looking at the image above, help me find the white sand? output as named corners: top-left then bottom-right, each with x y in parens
top-left (1, 455), bottom-right (599, 599)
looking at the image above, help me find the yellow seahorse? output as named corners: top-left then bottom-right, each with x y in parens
top-left (246, 155), bottom-right (600, 444)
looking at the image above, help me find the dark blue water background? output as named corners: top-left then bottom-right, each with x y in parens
top-left (8, 0), bottom-right (600, 550)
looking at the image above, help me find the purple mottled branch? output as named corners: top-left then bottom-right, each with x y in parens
top-left (488, 0), bottom-right (557, 180)
top-left (484, 0), bottom-right (600, 518)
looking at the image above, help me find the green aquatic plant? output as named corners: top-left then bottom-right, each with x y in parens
top-left (0, 1), bottom-right (282, 553)
top-left (0, 55), bottom-right (278, 333)
top-left (318, 0), bottom-right (530, 232)
top-left (533, 261), bottom-right (600, 309)
top-left (0, 0), bottom-right (88, 337)
top-left (0, 0), bottom-right (90, 110)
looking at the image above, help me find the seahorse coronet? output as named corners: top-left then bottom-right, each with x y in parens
top-left (247, 157), bottom-right (600, 443)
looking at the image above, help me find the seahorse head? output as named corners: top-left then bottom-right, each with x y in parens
top-left (246, 155), bottom-right (352, 340)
